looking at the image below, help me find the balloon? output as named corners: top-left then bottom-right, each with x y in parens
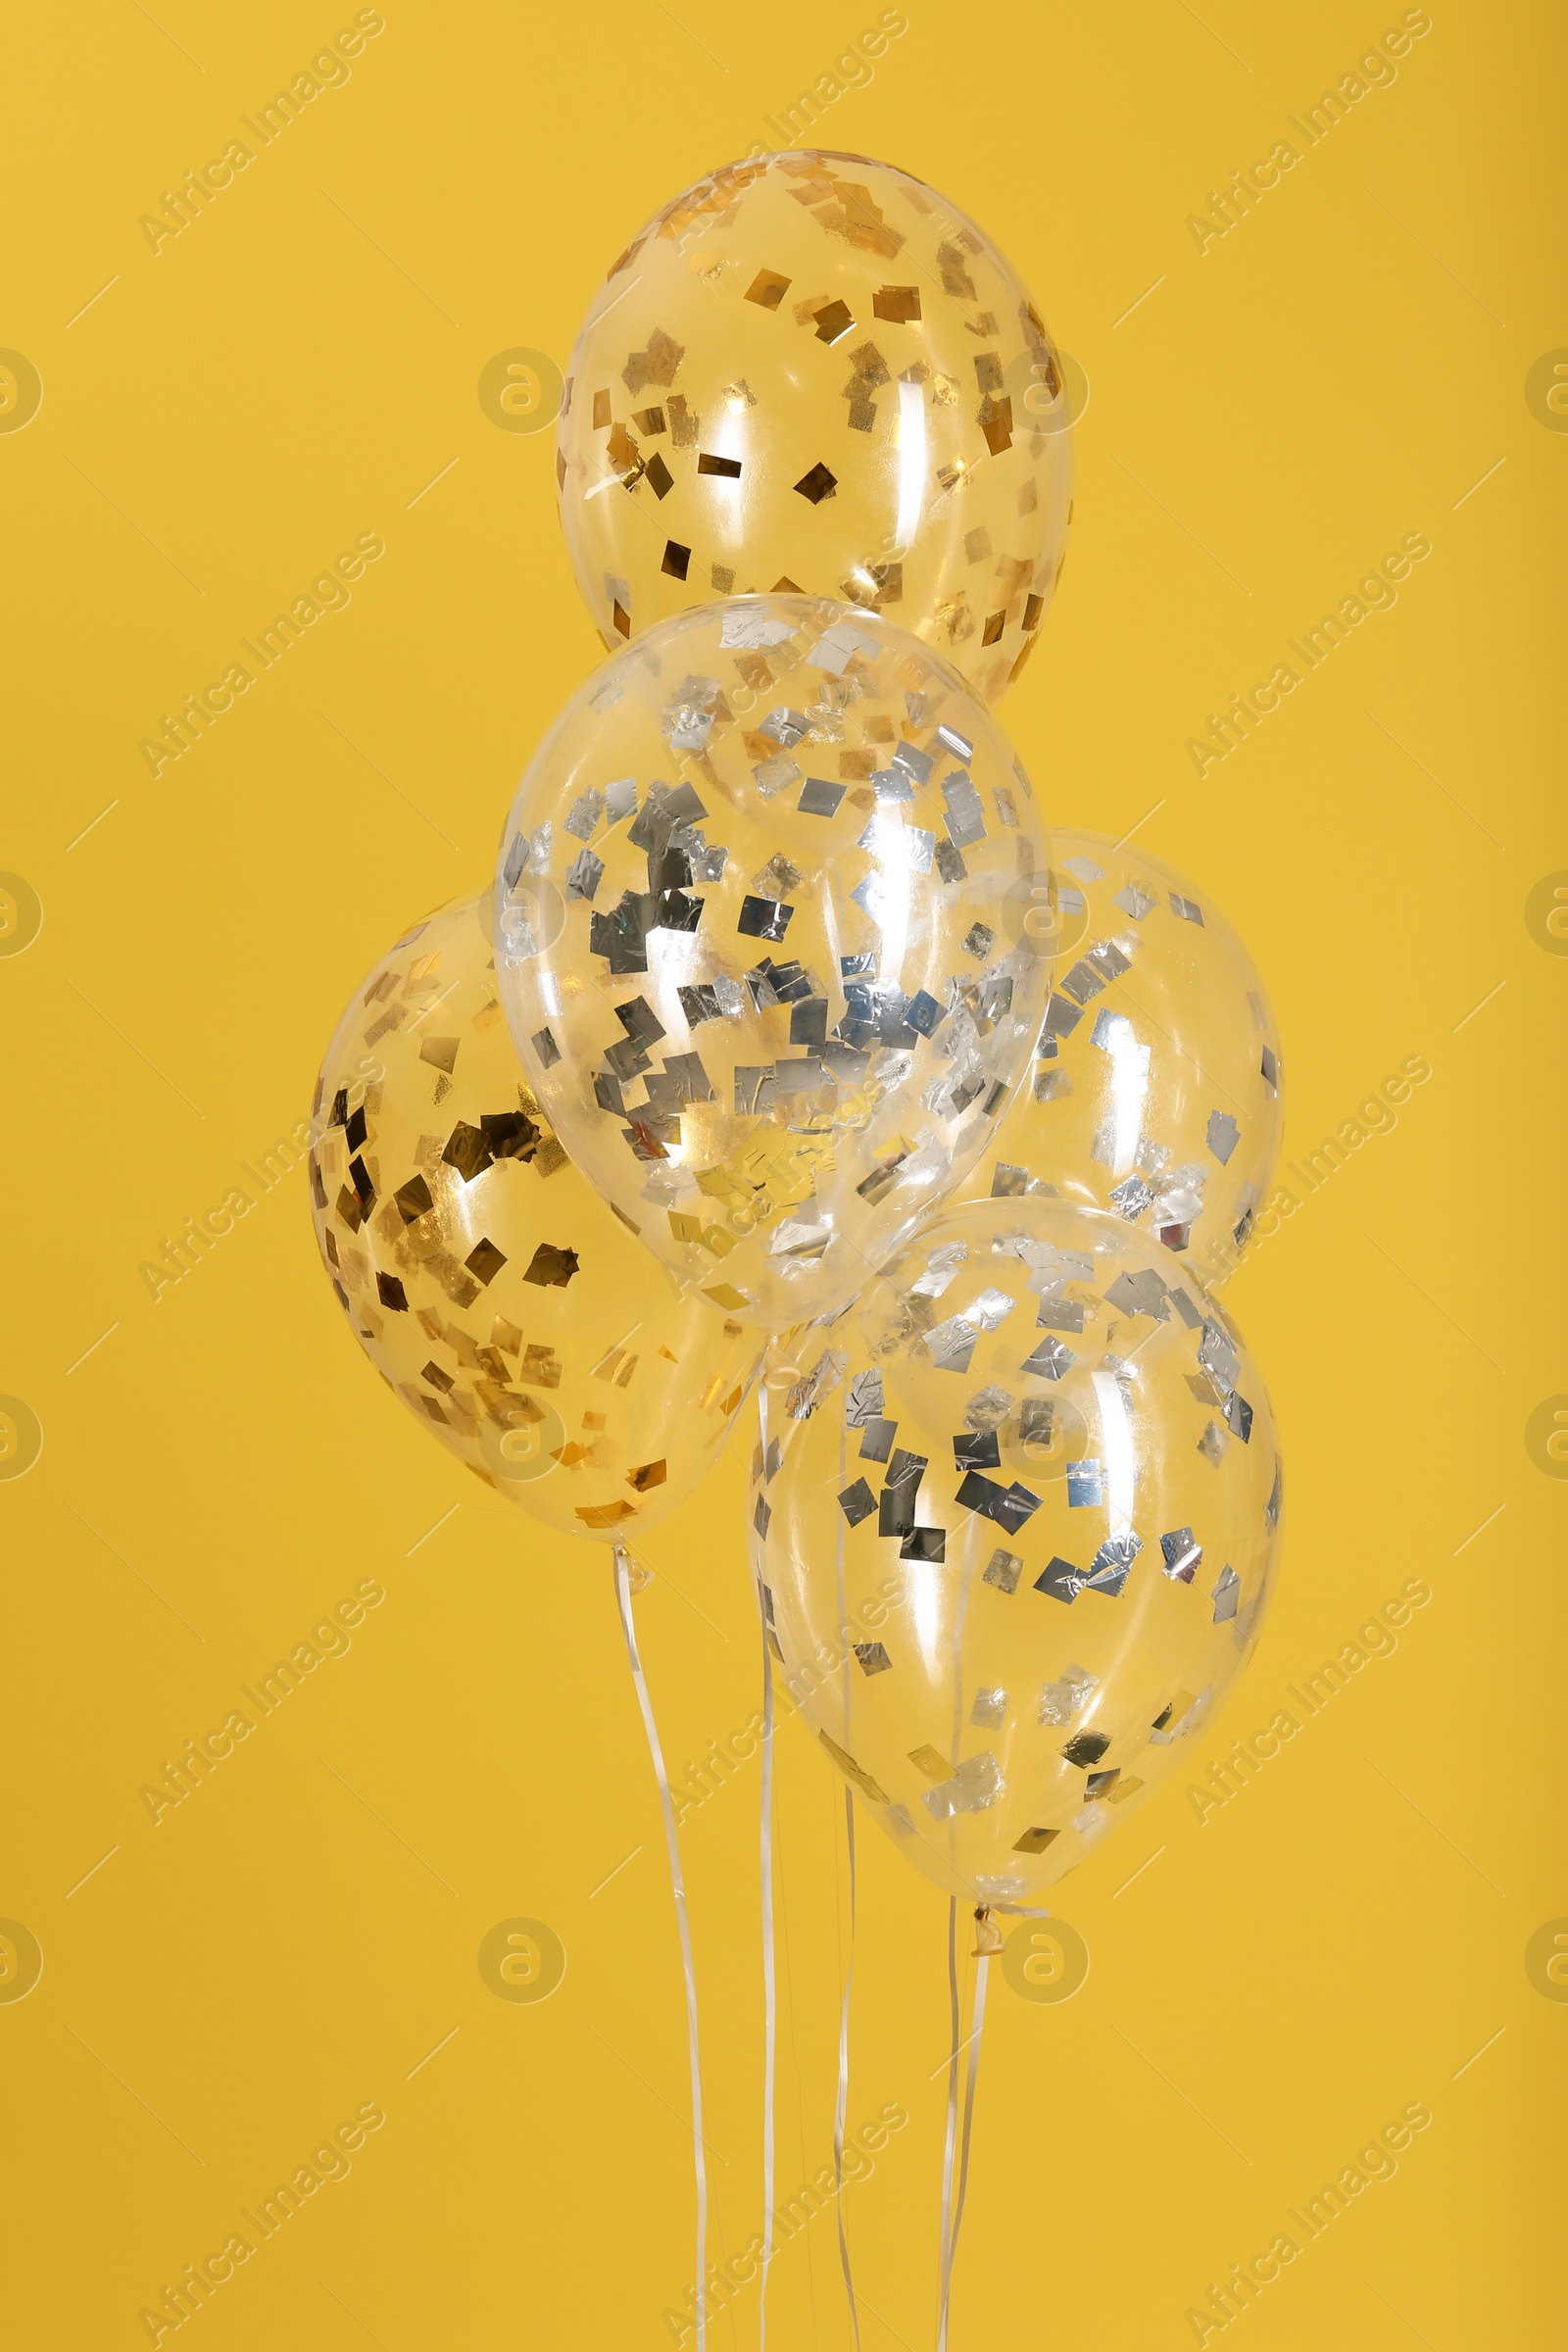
top-left (748, 1196), bottom-right (1281, 1905)
top-left (308, 894), bottom-right (761, 1540)
top-left (953, 830), bottom-right (1284, 1293)
top-left (495, 597), bottom-right (1052, 1331)
top-left (557, 151), bottom-right (1073, 706)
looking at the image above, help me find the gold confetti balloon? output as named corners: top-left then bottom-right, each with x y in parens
top-left (952, 831), bottom-right (1285, 1295)
top-left (308, 893), bottom-right (761, 1541)
top-left (557, 151), bottom-right (1073, 706)
top-left (748, 1197), bottom-right (1282, 1905)
top-left (494, 597), bottom-right (1052, 1332)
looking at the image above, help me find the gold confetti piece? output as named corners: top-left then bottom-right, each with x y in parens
top-left (607, 421), bottom-right (642, 481)
top-left (978, 395), bottom-right (1014, 455)
top-left (626, 1459), bottom-right (667, 1493)
top-left (746, 268), bottom-right (791, 308)
top-left (522, 1243), bottom-right (579, 1287)
top-left (908, 1744), bottom-right (954, 1782)
top-left (364, 1004), bottom-right (406, 1048)
top-left (465, 1237), bottom-right (506, 1285)
top-left (873, 284), bottom-right (921, 321)
top-left (577, 1500), bottom-right (636, 1529)
top-left (819, 1731), bottom-right (888, 1805)
top-left (443, 1322), bottom-right (482, 1367)
top-left (419, 1035), bottom-right (459, 1073)
top-left (394, 1175), bottom-right (433, 1223)
top-left (704, 1283), bottom-right (749, 1310)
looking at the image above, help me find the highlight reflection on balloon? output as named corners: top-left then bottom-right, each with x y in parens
top-left (495, 598), bottom-right (1053, 1331)
top-left (748, 1196), bottom-right (1282, 1904)
top-left (308, 894), bottom-right (761, 1542)
top-left (557, 151), bottom-right (1074, 705)
top-left (954, 830), bottom-right (1284, 1292)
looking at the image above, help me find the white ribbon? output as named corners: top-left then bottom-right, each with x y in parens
top-left (613, 1544), bottom-right (708, 2352)
top-left (937, 1900), bottom-right (961, 2345)
top-left (832, 1786), bottom-right (861, 2346)
top-left (949, 1949), bottom-right (989, 2280)
top-left (937, 1909), bottom-right (991, 2352)
top-left (759, 1609), bottom-right (777, 2350)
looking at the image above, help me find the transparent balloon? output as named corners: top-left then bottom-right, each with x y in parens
top-left (953, 830), bottom-right (1284, 1293)
top-left (494, 598), bottom-right (1052, 1331)
top-left (309, 894), bottom-right (761, 1542)
top-left (558, 150), bottom-right (1074, 706)
top-left (748, 1197), bottom-right (1282, 1906)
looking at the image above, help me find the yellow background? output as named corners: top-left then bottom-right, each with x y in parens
top-left (2, 1), bottom-right (1562, 2344)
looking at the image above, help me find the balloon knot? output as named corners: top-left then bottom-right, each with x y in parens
top-left (971, 1904), bottom-right (1004, 1957)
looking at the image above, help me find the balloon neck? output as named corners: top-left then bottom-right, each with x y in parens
top-left (971, 1904), bottom-right (1004, 1958)
top-left (613, 1543), bottom-right (655, 1594)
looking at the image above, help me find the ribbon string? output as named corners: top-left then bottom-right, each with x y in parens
top-left (948, 1943), bottom-right (989, 2283)
top-left (937, 1910), bottom-right (992, 2352)
top-left (758, 1611), bottom-right (777, 2351)
top-left (937, 1901), bottom-right (961, 2347)
top-left (832, 1786), bottom-right (861, 2346)
top-left (613, 1544), bottom-right (708, 2352)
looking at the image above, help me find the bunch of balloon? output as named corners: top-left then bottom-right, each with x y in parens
top-left (301, 142), bottom-right (1286, 2350)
